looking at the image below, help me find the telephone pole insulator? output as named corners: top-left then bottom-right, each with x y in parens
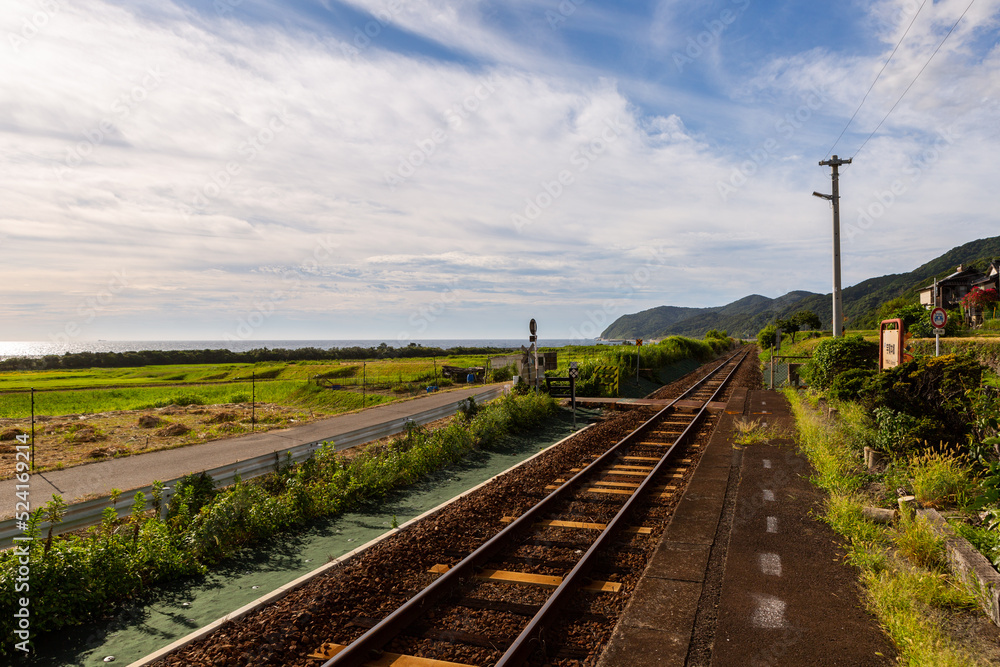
top-left (815, 155), bottom-right (852, 338)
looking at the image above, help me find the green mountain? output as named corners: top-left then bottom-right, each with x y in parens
top-left (601, 235), bottom-right (1000, 340)
top-left (597, 305), bottom-right (714, 339)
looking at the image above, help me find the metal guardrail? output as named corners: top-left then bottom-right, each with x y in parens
top-left (0, 386), bottom-right (504, 549)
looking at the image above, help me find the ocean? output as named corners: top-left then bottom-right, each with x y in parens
top-left (0, 339), bottom-right (607, 359)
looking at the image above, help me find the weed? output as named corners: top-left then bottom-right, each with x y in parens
top-left (894, 515), bottom-right (947, 571)
top-left (732, 418), bottom-right (768, 446)
top-left (909, 450), bottom-right (975, 509)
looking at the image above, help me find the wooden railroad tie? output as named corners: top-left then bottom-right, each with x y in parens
top-left (309, 643), bottom-right (477, 667)
top-left (547, 479), bottom-right (679, 489)
top-left (500, 517), bottom-right (653, 534)
top-left (428, 564), bottom-right (621, 592)
top-left (622, 455), bottom-right (667, 462)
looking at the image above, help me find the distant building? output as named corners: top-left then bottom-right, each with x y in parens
top-left (970, 261), bottom-right (1000, 293)
top-left (918, 264), bottom-right (983, 310)
top-left (967, 261), bottom-right (1000, 326)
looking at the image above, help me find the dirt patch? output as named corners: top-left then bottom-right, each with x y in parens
top-left (0, 428), bottom-right (23, 441)
top-left (156, 423), bottom-right (191, 437)
top-left (70, 427), bottom-right (104, 443)
top-left (137, 414), bottom-right (164, 428)
top-left (0, 403), bottom-right (317, 481)
top-left (203, 411), bottom-right (239, 424)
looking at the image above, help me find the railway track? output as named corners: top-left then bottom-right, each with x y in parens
top-left (308, 348), bottom-right (751, 667)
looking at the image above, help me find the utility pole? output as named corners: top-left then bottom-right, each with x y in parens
top-left (814, 155), bottom-right (852, 338)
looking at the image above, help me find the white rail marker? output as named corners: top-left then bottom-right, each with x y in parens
top-left (763, 459), bottom-right (772, 469)
top-left (766, 516), bottom-right (778, 533)
top-left (763, 489), bottom-right (775, 502)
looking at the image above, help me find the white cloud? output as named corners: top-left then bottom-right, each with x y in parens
top-left (1, 0), bottom-right (1000, 342)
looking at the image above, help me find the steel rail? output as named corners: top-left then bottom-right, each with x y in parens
top-left (495, 347), bottom-right (749, 665)
top-left (320, 347), bottom-right (749, 667)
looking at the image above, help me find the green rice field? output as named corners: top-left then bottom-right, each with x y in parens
top-left (0, 356), bottom-right (490, 418)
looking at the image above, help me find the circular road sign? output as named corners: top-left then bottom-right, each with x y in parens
top-left (931, 308), bottom-right (948, 329)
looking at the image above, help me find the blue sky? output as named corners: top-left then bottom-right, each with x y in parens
top-left (2, 0), bottom-right (999, 343)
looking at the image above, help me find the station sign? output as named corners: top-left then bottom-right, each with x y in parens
top-left (879, 319), bottom-right (904, 370)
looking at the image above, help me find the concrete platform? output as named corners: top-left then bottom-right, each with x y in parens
top-left (598, 390), bottom-right (896, 666)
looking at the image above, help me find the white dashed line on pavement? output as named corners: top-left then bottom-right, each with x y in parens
top-left (759, 552), bottom-right (782, 576)
top-left (751, 595), bottom-right (787, 629)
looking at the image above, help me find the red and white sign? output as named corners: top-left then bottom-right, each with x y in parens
top-left (931, 308), bottom-right (948, 329)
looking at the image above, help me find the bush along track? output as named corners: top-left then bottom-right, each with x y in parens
top-left (0, 392), bottom-right (557, 655)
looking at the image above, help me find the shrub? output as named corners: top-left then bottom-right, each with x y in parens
top-left (757, 324), bottom-right (777, 351)
top-left (511, 376), bottom-right (530, 395)
top-left (871, 407), bottom-right (939, 455)
top-left (827, 367), bottom-right (876, 401)
top-left (862, 354), bottom-right (984, 445)
top-left (456, 396), bottom-right (480, 421)
top-left (168, 472), bottom-right (216, 520)
top-left (490, 364), bottom-right (516, 383)
top-left (802, 335), bottom-right (878, 390)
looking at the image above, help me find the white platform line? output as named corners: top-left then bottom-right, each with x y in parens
top-left (759, 552), bottom-right (782, 576)
top-left (751, 595), bottom-right (787, 629)
top-left (763, 459), bottom-right (772, 469)
top-left (763, 489), bottom-right (775, 502)
top-left (766, 516), bottom-right (778, 533)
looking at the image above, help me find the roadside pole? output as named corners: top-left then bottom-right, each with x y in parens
top-left (636, 339), bottom-right (642, 383)
top-left (569, 362), bottom-right (579, 430)
top-left (30, 388), bottom-right (35, 472)
top-left (529, 319), bottom-right (538, 394)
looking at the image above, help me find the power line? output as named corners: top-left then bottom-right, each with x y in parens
top-left (851, 0), bottom-right (977, 160)
top-left (825, 0), bottom-right (929, 160)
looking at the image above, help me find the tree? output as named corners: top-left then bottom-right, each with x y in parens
top-left (775, 317), bottom-right (799, 343)
top-left (757, 324), bottom-right (778, 350)
top-left (875, 296), bottom-right (913, 324)
top-left (793, 310), bottom-right (822, 332)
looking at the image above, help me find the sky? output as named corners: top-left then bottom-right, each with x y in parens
top-left (2, 0), bottom-right (999, 343)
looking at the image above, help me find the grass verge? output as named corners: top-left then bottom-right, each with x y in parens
top-left (785, 389), bottom-right (984, 666)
